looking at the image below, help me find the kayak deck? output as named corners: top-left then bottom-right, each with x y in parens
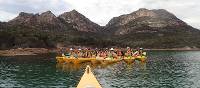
top-left (77, 65), bottom-right (102, 88)
top-left (56, 56), bottom-right (147, 64)
top-left (57, 56), bottom-right (96, 64)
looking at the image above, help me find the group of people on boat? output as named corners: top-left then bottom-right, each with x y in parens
top-left (59, 47), bottom-right (146, 59)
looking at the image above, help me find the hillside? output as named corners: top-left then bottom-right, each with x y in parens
top-left (0, 8), bottom-right (200, 49)
top-left (0, 11), bottom-right (107, 49)
top-left (104, 8), bottom-right (200, 48)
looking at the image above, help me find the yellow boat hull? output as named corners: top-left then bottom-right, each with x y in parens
top-left (99, 58), bottom-right (121, 65)
top-left (91, 59), bottom-right (101, 64)
top-left (123, 59), bottom-right (134, 64)
top-left (77, 65), bottom-right (102, 88)
top-left (56, 55), bottom-right (147, 64)
top-left (135, 56), bottom-right (147, 62)
top-left (123, 57), bottom-right (135, 64)
top-left (56, 57), bottom-right (65, 63)
top-left (56, 56), bottom-right (96, 64)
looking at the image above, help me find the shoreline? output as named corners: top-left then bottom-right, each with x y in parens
top-left (0, 48), bottom-right (200, 56)
top-left (0, 48), bottom-right (55, 56)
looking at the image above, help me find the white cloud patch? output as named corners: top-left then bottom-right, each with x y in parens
top-left (64, 0), bottom-right (200, 29)
top-left (0, 0), bottom-right (199, 29)
top-left (0, 11), bottom-right (17, 21)
top-left (64, 0), bottom-right (145, 25)
top-left (0, 0), bottom-right (70, 21)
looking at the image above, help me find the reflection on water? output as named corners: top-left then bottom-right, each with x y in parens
top-left (1, 51), bottom-right (200, 87)
top-left (56, 63), bottom-right (82, 72)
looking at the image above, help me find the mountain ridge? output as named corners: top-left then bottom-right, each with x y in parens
top-left (58, 9), bottom-right (102, 32)
top-left (104, 8), bottom-right (191, 35)
top-left (0, 8), bottom-right (200, 49)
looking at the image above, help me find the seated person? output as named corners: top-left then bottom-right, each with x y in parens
top-left (125, 47), bottom-right (132, 59)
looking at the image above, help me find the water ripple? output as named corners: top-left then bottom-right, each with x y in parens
top-left (1, 51), bottom-right (200, 87)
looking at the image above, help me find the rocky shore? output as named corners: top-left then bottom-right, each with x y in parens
top-left (0, 48), bottom-right (54, 56)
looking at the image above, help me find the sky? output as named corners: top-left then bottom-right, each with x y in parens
top-left (0, 0), bottom-right (199, 29)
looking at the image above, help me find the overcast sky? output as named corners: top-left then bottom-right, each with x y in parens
top-left (0, 0), bottom-right (199, 29)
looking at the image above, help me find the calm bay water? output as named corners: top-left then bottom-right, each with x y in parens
top-left (0, 51), bottom-right (200, 88)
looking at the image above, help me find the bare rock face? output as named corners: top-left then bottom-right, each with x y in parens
top-left (58, 10), bottom-right (101, 32)
top-left (6, 10), bottom-right (102, 31)
top-left (36, 11), bottom-right (66, 30)
top-left (105, 8), bottom-right (188, 35)
top-left (37, 11), bottom-right (57, 24)
top-left (8, 12), bottom-right (37, 25)
top-left (8, 11), bottom-right (66, 30)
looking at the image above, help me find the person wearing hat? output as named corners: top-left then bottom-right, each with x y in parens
top-left (133, 48), bottom-right (144, 57)
top-left (65, 48), bottom-right (71, 58)
top-left (78, 48), bottom-right (83, 58)
top-left (67, 48), bottom-right (73, 58)
top-left (125, 47), bottom-right (132, 59)
top-left (132, 48), bottom-right (139, 57)
top-left (109, 48), bottom-right (113, 51)
top-left (70, 48), bottom-right (73, 51)
top-left (139, 48), bottom-right (145, 56)
top-left (109, 48), bottom-right (117, 59)
top-left (113, 48), bottom-right (118, 59)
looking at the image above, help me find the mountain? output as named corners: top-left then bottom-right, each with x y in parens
top-left (105, 8), bottom-right (192, 35)
top-left (7, 10), bottom-right (102, 32)
top-left (58, 10), bottom-right (102, 32)
top-left (0, 8), bottom-right (200, 49)
top-left (104, 8), bottom-right (200, 48)
top-left (0, 10), bottom-right (105, 49)
top-left (8, 11), bottom-right (67, 30)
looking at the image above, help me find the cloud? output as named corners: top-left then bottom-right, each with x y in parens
top-left (0, 0), bottom-right (200, 29)
top-left (0, 0), bottom-right (70, 21)
top-left (64, 0), bottom-right (145, 25)
top-left (0, 11), bottom-right (17, 21)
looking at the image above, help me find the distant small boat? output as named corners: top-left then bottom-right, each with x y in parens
top-left (77, 65), bottom-right (102, 88)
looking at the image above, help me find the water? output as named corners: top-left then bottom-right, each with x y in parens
top-left (0, 51), bottom-right (200, 88)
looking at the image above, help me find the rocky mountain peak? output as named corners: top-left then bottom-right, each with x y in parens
top-left (18, 12), bottom-right (34, 17)
top-left (40, 11), bottom-right (55, 17)
top-left (8, 11), bottom-right (66, 30)
top-left (134, 8), bottom-right (157, 17)
top-left (7, 10), bottom-right (102, 31)
top-left (138, 8), bottom-right (148, 11)
top-left (37, 10), bottom-right (58, 24)
top-left (133, 8), bottom-right (176, 18)
top-left (8, 12), bottom-right (36, 25)
top-left (105, 8), bottom-right (189, 35)
top-left (69, 9), bottom-right (79, 14)
top-left (60, 9), bottom-right (81, 18)
top-left (58, 10), bottom-right (101, 32)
